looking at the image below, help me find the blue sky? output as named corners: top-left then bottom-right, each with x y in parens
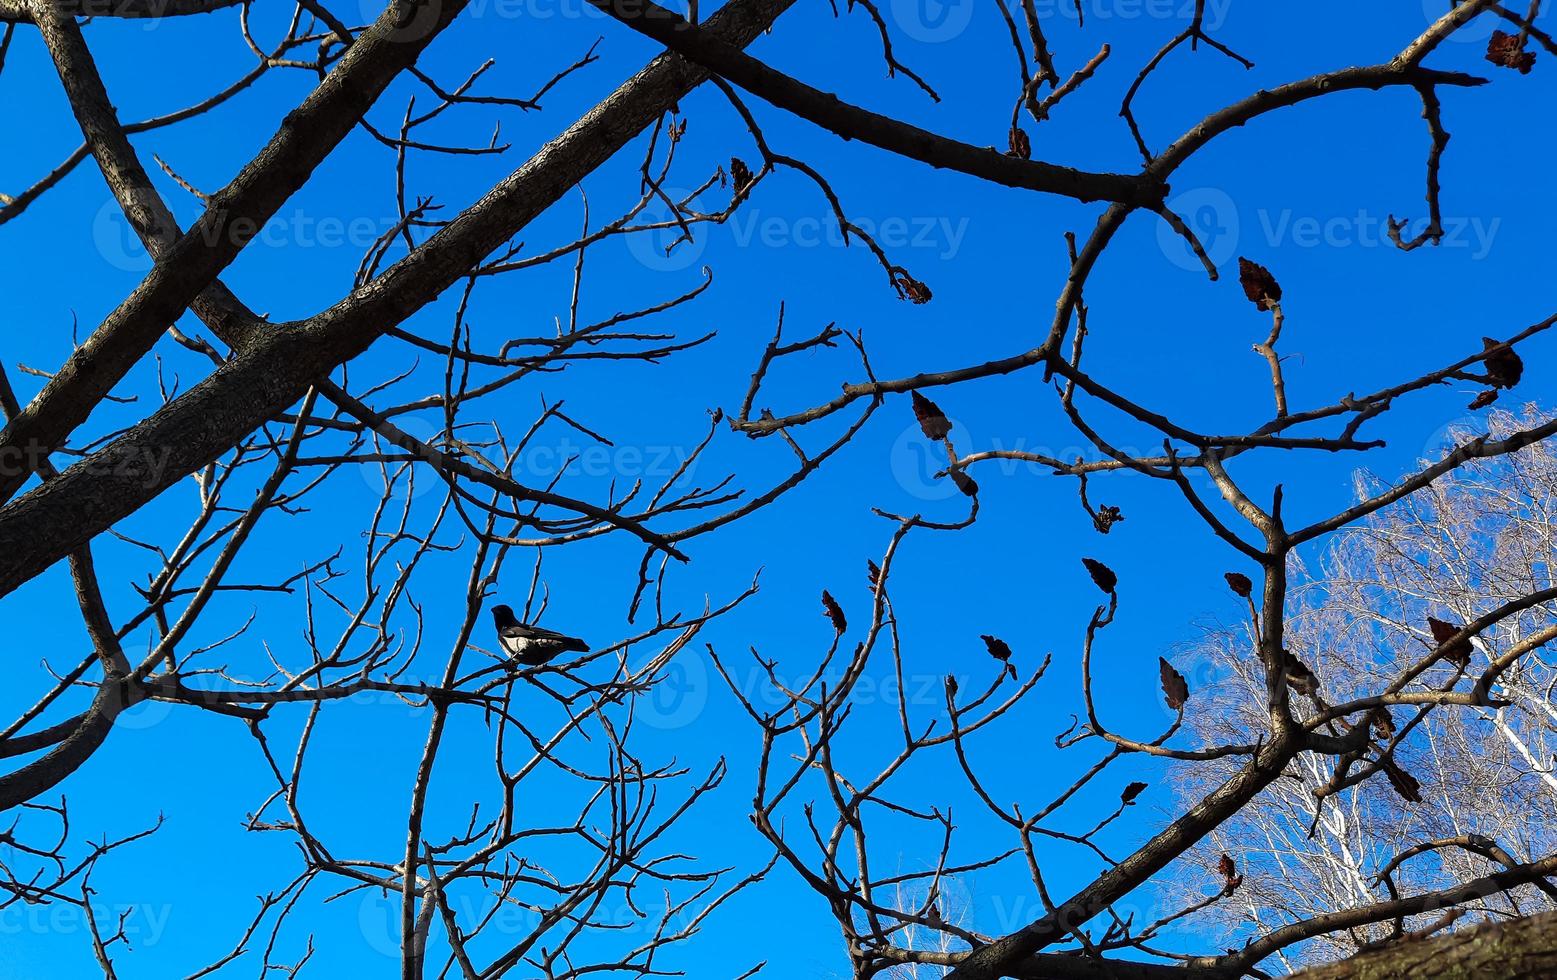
top-left (1, 1), bottom-right (1553, 976)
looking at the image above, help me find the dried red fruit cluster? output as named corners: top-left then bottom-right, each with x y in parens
top-left (1487, 30), bottom-right (1536, 74)
top-left (1092, 504), bottom-right (1125, 534)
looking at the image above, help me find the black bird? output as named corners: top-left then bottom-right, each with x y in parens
top-left (490, 604), bottom-right (588, 665)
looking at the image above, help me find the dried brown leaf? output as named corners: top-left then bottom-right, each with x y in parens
top-left (1237, 257), bottom-right (1282, 311)
top-left (821, 589), bottom-right (847, 633)
top-left (1082, 557), bottom-right (1117, 594)
top-left (1427, 616), bottom-right (1473, 669)
top-left (1007, 126), bottom-right (1031, 160)
top-left (1159, 656), bottom-right (1189, 710)
top-left (1383, 758), bottom-right (1423, 803)
top-left (895, 272), bottom-right (933, 304)
top-left (1482, 337), bottom-right (1524, 388)
top-left (911, 391), bottom-right (952, 441)
top-left (730, 156), bottom-right (754, 194)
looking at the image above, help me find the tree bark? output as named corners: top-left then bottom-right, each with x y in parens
top-left (1290, 911), bottom-right (1557, 980)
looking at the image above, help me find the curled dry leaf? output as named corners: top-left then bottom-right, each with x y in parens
top-left (982, 634), bottom-right (1017, 679)
top-left (1427, 616), bottom-right (1473, 669)
top-left (821, 589), bottom-right (847, 633)
top-left (895, 272), bottom-right (933, 304)
top-left (1007, 126), bottom-right (1031, 160)
top-left (981, 634), bottom-right (1012, 662)
top-left (1382, 757), bottom-right (1424, 804)
top-left (1237, 257), bottom-right (1282, 311)
top-left (1487, 30), bottom-right (1536, 73)
top-left (1224, 571), bottom-right (1253, 598)
top-left (1121, 781), bottom-right (1147, 804)
top-left (1469, 389), bottom-right (1500, 410)
top-left (1482, 337), bottom-right (1524, 389)
top-left (1369, 706), bottom-right (1396, 741)
top-left (1215, 854), bottom-right (1242, 894)
top-left (866, 559), bottom-right (882, 589)
top-left (1217, 853), bottom-right (1237, 882)
top-left (1082, 557), bottom-right (1117, 594)
top-left (911, 391), bottom-right (953, 441)
top-left (1092, 504), bottom-right (1125, 534)
top-left (1159, 657), bottom-right (1189, 710)
top-left (950, 468), bottom-right (979, 497)
top-left (729, 157), bottom-right (754, 194)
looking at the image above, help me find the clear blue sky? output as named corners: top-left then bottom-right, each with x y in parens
top-left (1, 1), bottom-right (1552, 976)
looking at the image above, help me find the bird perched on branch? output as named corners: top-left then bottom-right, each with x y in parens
top-left (490, 604), bottom-right (588, 665)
